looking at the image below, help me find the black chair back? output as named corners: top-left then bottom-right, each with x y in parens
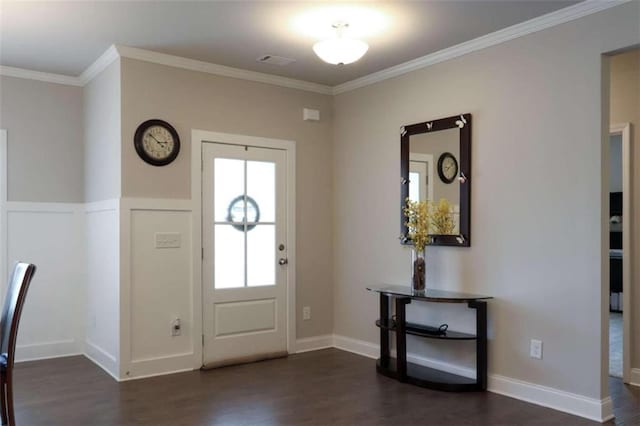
top-left (0, 263), bottom-right (36, 364)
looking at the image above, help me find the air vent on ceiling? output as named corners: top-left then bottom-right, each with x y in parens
top-left (257, 55), bottom-right (296, 66)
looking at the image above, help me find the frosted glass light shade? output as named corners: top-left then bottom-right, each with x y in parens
top-left (313, 38), bottom-right (369, 65)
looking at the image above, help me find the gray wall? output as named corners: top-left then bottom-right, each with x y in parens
top-left (0, 76), bottom-right (83, 202)
top-left (332, 1), bottom-right (639, 401)
top-left (120, 58), bottom-right (334, 338)
top-left (83, 59), bottom-right (121, 202)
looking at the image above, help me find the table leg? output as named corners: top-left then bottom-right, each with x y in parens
top-left (395, 297), bottom-right (411, 382)
top-left (469, 300), bottom-right (488, 390)
top-left (380, 294), bottom-right (390, 368)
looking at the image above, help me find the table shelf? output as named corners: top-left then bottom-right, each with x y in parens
top-left (375, 319), bottom-right (476, 340)
top-left (377, 358), bottom-right (480, 392)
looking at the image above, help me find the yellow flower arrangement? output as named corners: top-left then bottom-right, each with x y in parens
top-left (404, 197), bottom-right (455, 251)
top-left (431, 198), bottom-right (455, 235)
top-left (404, 198), bottom-right (431, 252)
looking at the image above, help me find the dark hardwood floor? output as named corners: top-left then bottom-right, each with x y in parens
top-left (11, 349), bottom-right (639, 425)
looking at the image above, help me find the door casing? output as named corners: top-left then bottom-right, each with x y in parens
top-left (609, 123), bottom-right (632, 384)
top-left (191, 129), bottom-right (296, 368)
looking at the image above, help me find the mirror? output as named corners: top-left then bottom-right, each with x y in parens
top-left (400, 113), bottom-right (471, 247)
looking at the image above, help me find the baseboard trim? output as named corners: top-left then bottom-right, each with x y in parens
top-left (630, 368), bottom-right (640, 387)
top-left (407, 352), bottom-right (476, 380)
top-left (16, 339), bottom-right (81, 363)
top-left (490, 375), bottom-right (614, 423)
top-left (295, 335), bottom-right (334, 353)
top-left (126, 352), bottom-right (196, 380)
top-left (333, 334), bottom-right (378, 359)
top-left (84, 340), bottom-right (119, 381)
top-left (332, 334), bottom-right (613, 423)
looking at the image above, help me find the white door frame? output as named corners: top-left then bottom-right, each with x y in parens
top-left (610, 123), bottom-right (632, 383)
top-left (409, 153), bottom-right (434, 202)
top-left (191, 129), bottom-right (296, 368)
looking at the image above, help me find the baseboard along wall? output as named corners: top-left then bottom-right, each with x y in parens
top-left (299, 334), bottom-right (614, 423)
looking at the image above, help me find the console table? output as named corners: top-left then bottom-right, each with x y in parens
top-left (367, 285), bottom-right (492, 392)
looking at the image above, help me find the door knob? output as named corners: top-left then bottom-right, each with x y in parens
top-left (278, 258), bottom-right (288, 265)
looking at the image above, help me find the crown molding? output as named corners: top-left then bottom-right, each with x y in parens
top-left (0, 65), bottom-right (82, 87)
top-left (115, 45), bottom-right (333, 95)
top-left (79, 45), bottom-right (119, 85)
top-left (332, 0), bottom-right (632, 95)
top-left (0, 0), bottom-right (631, 94)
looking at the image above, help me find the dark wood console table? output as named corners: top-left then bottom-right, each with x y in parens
top-left (367, 285), bottom-right (492, 392)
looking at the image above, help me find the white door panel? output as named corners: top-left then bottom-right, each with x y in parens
top-left (202, 142), bottom-right (288, 367)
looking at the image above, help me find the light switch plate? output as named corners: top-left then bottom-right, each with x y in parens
top-left (155, 232), bottom-right (181, 248)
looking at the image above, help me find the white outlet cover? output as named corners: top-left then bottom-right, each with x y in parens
top-left (530, 339), bottom-right (543, 359)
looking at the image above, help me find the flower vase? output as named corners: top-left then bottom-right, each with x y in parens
top-left (412, 248), bottom-right (426, 292)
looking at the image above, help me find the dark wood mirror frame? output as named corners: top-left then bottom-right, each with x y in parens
top-left (400, 113), bottom-right (471, 247)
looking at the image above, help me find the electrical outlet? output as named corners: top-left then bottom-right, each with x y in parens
top-left (171, 318), bottom-right (181, 336)
top-left (302, 306), bottom-right (311, 321)
top-left (530, 339), bottom-right (543, 359)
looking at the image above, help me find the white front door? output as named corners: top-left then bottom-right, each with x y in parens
top-left (202, 142), bottom-right (288, 368)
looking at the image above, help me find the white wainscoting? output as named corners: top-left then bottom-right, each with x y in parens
top-left (3, 202), bottom-right (85, 362)
top-left (84, 200), bottom-right (120, 378)
top-left (120, 198), bottom-right (196, 380)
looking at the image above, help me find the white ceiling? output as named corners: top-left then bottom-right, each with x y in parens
top-left (1, 1), bottom-right (581, 86)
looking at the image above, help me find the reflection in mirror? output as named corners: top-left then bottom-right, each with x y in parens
top-left (400, 113), bottom-right (471, 247)
top-left (409, 128), bottom-right (460, 234)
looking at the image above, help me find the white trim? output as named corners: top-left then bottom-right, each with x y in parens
top-left (118, 197), bottom-right (195, 379)
top-left (191, 129), bottom-right (297, 369)
top-left (332, 334), bottom-right (612, 423)
top-left (127, 352), bottom-right (196, 380)
top-left (332, 0), bottom-right (632, 94)
top-left (0, 65), bottom-right (83, 87)
top-left (119, 366), bottom-right (194, 382)
top-left (333, 334), bottom-right (378, 359)
top-left (84, 198), bottom-right (119, 213)
top-left (115, 45), bottom-right (332, 95)
top-left (489, 375), bottom-right (614, 423)
top-left (610, 123), bottom-right (633, 384)
top-left (15, 339), bottom-right (81, 363)
top-left (630, 368), bottom-right (640, 387)
top-left (84, 340), bottom-right (119, 381)
top-left (5, 201), bottom-right (83, 213)
top-left (79, 45), bottom-right (119, 85)
top-left (295, 335), bottom-right (334, 353)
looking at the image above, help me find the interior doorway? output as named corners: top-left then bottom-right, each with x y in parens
top-left (608, 125), bottom-right (630, 380)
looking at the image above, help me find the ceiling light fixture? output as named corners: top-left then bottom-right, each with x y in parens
top-left (313, 22), bottom-right (369, 65)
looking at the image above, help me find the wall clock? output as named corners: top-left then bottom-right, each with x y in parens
top-left (437, 152), bottom-right (458, 184)
top-left (134, 119), bottom-right (180, 166)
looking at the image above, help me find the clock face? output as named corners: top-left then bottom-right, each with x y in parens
top-left (134, 120), bottom-right (180, 166)
top-left (142, 126), bottom-right (175, 161)
top-left (438, 153), bottom-right (458, 184)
